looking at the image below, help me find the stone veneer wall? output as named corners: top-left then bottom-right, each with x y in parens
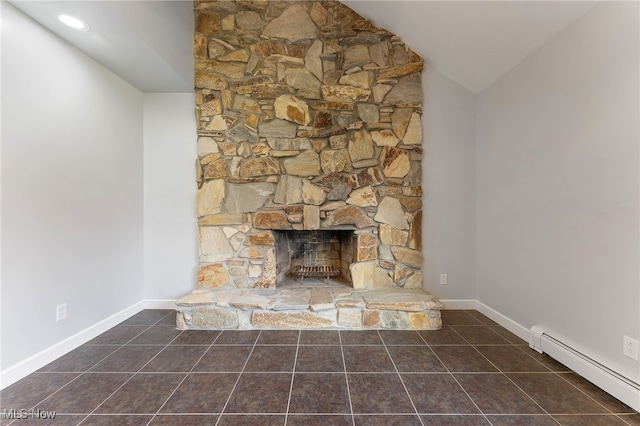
top-left (194, 0), bottom-right (424, 291)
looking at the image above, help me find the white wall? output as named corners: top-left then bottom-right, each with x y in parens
top-left (423, 64), bottom-right (477, 300)
top-left (1, 3), bottom-right (144, 370)
top-left (143, 93), bottom-right (197, 300)
top-left (476, 2), bottom-right (639, 382)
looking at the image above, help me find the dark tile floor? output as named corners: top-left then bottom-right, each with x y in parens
top-left (1, 309), bottom-right (638, 425)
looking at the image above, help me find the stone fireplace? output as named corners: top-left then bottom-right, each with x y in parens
top-left (176, 0), bottom-right (443, 330)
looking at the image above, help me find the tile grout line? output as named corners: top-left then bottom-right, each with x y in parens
top-left (377, 330), bottom-right (425, 426)
top-left (283, 330), bottom-right (301, 425)
top-left (35, 312), bottom-right (173, 426)
top-left (338, 330), bottom-right (356, 426)
top-left (214, 330), bottom-right (262, 426)
top-left (428, 326), bottom-right (494, 425)
top-left (146, 329), bottom-right (224, 425)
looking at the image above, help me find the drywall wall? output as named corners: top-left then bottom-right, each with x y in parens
top-left (423, 64), bottom-right (477, 300)
top-left (476, 2), bottom-right (639, 382)
top-left (143, 93), bottom-right (198, 300)
top-left (1, 3), bottom-right (144, 370)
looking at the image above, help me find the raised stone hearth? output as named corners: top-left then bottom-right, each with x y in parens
top-left (177, 0), bottom-right (443, 330)
top-left (176, 286), bottom-right (443, 330)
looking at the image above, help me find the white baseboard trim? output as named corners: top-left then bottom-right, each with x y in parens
top-left (0, 301), bottom-right (146, 390)
top-left (475, 301), bottom-right (530, 342)
top-left (439, 299), bottom-right (478, 310)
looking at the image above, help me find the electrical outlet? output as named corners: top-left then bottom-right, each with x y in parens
top-left (440, 274), bottom-right (448, 285)
top-left (56, 304), bottom-right (67, 322)
top-left (623, 336), bottom-right (639, 360)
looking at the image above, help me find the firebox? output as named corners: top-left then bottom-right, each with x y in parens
top-left (274, 230), bottom-right (356, 287)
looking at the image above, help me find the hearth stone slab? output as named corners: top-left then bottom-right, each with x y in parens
top-left (175, 287), bottom-right (443, 330)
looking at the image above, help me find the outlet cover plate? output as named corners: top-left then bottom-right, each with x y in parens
top-left (623, 335), bottom-right (639, 360)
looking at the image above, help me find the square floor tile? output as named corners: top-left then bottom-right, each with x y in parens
top-left (343, 346), bottom-right (395, 372)
top-left (490, 326), bottom-right (527, 344)
top-left (79, 415), bottom-right (153, 425)
top-left (256, 330), bottom-right (299, 345)
top-left (515, 347), bottom-right (571, 372)
top-left (214, 331), bottom-right (260, 345)
top-left (475, 346), bottom-right (550, 372)
top-left (141, 346), bottom-right (208, 372)
top-left (0, 373), bottom-right (79, 412)
top-left (148, 414), bottom-right (219, 425)
top-left (193, 346), bottom-right (252, 372)
top-left (454, 373), bottom-right (544, 414)
top-left (119, 310), bottom-right (173, 326)
top-left (354, 414), bottom-right (422, 425)
top-left (128, 326), bottom-right (182, 345)
top-left (36, 373), bottom-right (131, 414)
top-left (224, 373), bottom-right (291, 414)
top-left (299, 330), bottom-right (340, 345)
top-left (401, 373), bottom-right (479, 414)
top-left (216, 415), bottom-right (285, 425)
top-left (160, 373), bottom-right (237, 414)
top-left (244, 346), bottom-right (296, 372)
top-left (170, 330), bottom-right (220, 345)
top-left (419, 326), bottom-right (468, 345)
top-left (288, 373), bottom-right (350, 414)
top-left (38, 345), bottom-right (119, 373)
top-left (348, 373), bottom-right (415, 414)
top-left (287, 414), bottom-right (352, 425)
top-left (387, 346), bottom-right (446, 372)
top-left (340, 330), bottom-right (382, 345)
top-left (558, 372), bottom-right (637, 414)
top-left (431, 346), bottom-right (498, 372)
top-left (441, 311), bottom-right (482, 325)
top-left (551, 415), bottom-right (629, 425)
top-left (507, 373), bottom-right (610, 414)
top-left (485, 414), bottom-right (561, 425)
top-left (451, 326), bottom-right (510, 345)
top-left (295, 346), bottom-right (344, 372)
top-left (419, 415), bottom-right (490, 425)
top-left (89, 345), bottom-right (164, 373)
top-left (379, 330), bottom-right (426, 346)
top-left (95, 373), bottom-right (185, 414)
top-left (86, 326), bottom-right (148, 345)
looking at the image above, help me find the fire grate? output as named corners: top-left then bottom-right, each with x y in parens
top-left (289, 264), bottom-right (339, 283)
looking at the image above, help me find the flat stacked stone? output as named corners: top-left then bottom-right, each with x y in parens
top-left (191, 0), bottom-right (425, 292)
top-left (176, 286), bottom-right (443, 330)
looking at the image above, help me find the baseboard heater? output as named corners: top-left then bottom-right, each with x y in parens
top-left (529, 326), bottom-right (640, 412)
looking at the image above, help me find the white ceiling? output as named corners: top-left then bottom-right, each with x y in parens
top-left (9, 0), bottom-right (597, 94)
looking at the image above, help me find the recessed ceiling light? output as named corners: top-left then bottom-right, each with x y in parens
top-left (58, 14), bottom-right (89, 31)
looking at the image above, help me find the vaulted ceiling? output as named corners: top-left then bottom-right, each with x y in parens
top-left (9, 1), bottom-right (596, 93)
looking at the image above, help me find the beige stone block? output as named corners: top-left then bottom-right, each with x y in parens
top-left (404, 272), bottom-right (423, 289)
top-left (372, 129), bottom-right (400, 147)
top-left (409, 211), bottom-right (422, 250)
top-left (283, 150), bottom-right (321, 177)
top-left (322, 85), bottom-right (371, 102)
top-left (303, 205), bottom-right (320, 230)
top-left (199, 227), bottom-right (234, 263)
top-left (275, 95), bottom-right (310, 126)
top-left (374, 197), bottom-right (409, 230)
top-left (251, 311), bottom-right (333, 328)
top-left (379, 146), bottom-right (411, 178)
top-left (320, 149), bottom-right (351, 174)
top-left (348, 129), bottom-right (374, 163)
top-left (176, 290), bottom-right (216, 307)
top-left (338, 309), bottom-right (362, 328)
top-left (339, 71), bottom-right (373, 90)
top-left (262, 4), bottom-right (318, 42)
top-left (253, 248), bottom-right (276, 288)
top-left (346, 185), bottom-right (378, 207)
top-left (408, 312), bottom-right (429, 329)
top-left (325, 205), bottom-right (374, 228)
top-left (390, 246), bottom-right (422, 269)
top-left (197, 136), bottom-right (219, 158)
top-left (391, 108), bottom-right (413, 139)
top-left (362, 310), bottom-right (382, 328)
top-left (350, 261), bottom-right (395, 289)
top-left (239, 157), bottom-right (280, 178)
top-left (309, 2), bottom-right (328, 26)
top-left (248, 232), bottom-right (275, 246)
top-left (402, 112), bottom-right (422, 145)
top-left (302, 180), bottom-right (326, 206)
top-left (198, 263), bottom-right (230, 288)
top-left (309, 288), bottom-right (334, 311)
top-left (380, 224), bottom-right (409, 246)
top-left (192, 307), bottom-right (238, 329)
top-left (380, 311), bottom-right (410, 329)
top-left (355, 234), bottom-right (378, 262)
top-left (254, 211), bottom-right (292, 230)
top-left (198, 214), bottom-right (244, 226)
top-left (239, 247), bottom-right (262, 259)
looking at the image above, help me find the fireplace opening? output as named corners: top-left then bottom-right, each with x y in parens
top-left (274, 230), bottom-right (356, 288)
